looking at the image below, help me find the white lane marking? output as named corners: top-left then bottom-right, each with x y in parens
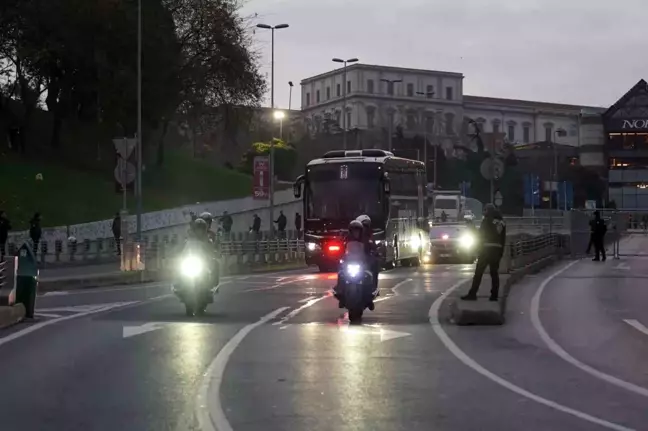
top-left (373, 296), bottom-right (392, 303)
top-left (391, 278), bottom-right (412, 296)
top-left (272, 294), bottom-right (330, 326)
top-left (34, 313), bottom-right (63, 318)
top-left (197, 307), bottom-right (289, 431)
top-left (429, 278), bottom-right (634, 431)
top-left (531, 259), bottom-right (648, 399)
top-left (0, 301), bottom-right (140, 348)
top-left (123, 322), bottom-right (165, 339)
top-left (41, 291), bottom-right (69, 296)
top-left (298, 296), bottom-right (318, 303)
top-left (242, 276), bottom-right (310, 293)
top-left (623, 319), bottom-right (648, 336)
top-left (614, 262), bottom-right (630, 270)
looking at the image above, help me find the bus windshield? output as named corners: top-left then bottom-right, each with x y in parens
top-left (306, 179), bottom-right (383, 223)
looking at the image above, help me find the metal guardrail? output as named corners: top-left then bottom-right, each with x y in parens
top-left (502, 233), bottom-right (563, 273)
top-left (0, 257), bottom-right (17, 306)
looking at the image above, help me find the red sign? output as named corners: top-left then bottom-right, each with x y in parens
top-left (253, 156), bottom-right (270, 200)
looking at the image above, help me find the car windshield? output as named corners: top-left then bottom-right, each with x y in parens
top-left (429, 226), bottom-right (465, 238)
top-left (435, 199), bottom-right (458, 209)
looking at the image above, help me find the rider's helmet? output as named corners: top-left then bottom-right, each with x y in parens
top-left (356, 214), bottom-right (371, 229)
top-left (199, 211), bottom-right (213, 228)
top-left (193, 218), bottom-right (209, 238)
top-left (348, 220), bottom-right (363, 241)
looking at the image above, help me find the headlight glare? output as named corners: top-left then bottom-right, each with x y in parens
top-left (346, 264), bottom-right (361, 278)
top-left (180, 255), bottom-right (204, 278)
top-left (459, 234), bottom-right (475, 249)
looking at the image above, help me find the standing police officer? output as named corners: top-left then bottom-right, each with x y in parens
top-left (591, 210), bottom-right (607, 261)
top-left (462, 204), bottom-right (506, 302)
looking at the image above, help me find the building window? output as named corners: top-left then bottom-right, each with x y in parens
top-left (407, 83), bottom-right (414, 97)
top-left (444, 112), bottom-right (454, 135)
top-left (523, 124), bottom-right (530, 143)
top-left (569, 125), bottom-right (578, 137)
top-left (508, 124), bottom-right (515, 141)
top-left (316, 90), bottom-right (320, 103)
top-left (367, 107), bottom-right (375, 129)
top-left (425, 115), bottom-right (434, 134)
top-left (346, 111), bottom-right (352, 129)
top-left (335, 110), bottom-right (341, 126)
top-left (326, 87), bottom-right (330, 100)
top-left (426, 85), bottom-right (434, 98)
top-left (336, 84), bottom-right (341, 97)
top-left (445, 87), bottom-right (453, 100)
top-left (493, 122), bottom-right (500, 134)
top-left (306, 93), bottom-right (310, 106)
top-left (387, 81), bottom-right (394, 95)
top-left (407, 113), bottom-right (416, 130)
top-left (347, 81), bottom-right (351, 94)
top-left (367, 79), bottom-right (374, 94)
top-left (475, 119), bottom-right (486, 132)
top-left (545, 124), bottom-right (553, 142)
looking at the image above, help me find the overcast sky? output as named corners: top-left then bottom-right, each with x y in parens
top-left (242, 0), bottom-right (646, 110)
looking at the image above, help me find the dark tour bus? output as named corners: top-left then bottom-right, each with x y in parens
top-left (293, 149), bottom-right (427, 272)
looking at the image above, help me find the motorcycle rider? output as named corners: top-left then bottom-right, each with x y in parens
top-left (199, 212), bottom-right (217, 243)
top-left (190, 217), bottom-right (219, 287)
top-left (334, 220), bottom-right (365, 308)
top-left (356, 215), bottom-right (379, 293)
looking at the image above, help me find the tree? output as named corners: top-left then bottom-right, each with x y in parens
top-left (239, 139), bottom-right (297, 181)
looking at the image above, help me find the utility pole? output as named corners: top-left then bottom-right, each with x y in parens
top-left (257, 23), bottom-right (289, 237)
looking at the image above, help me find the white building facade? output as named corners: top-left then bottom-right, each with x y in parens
top-left (300, 63), bottom-right (608, 174)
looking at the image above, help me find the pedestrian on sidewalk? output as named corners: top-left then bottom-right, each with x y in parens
top-left (461, 204), bottom-right (506, 302)
top-left (591, 210), bottom-right (607, 261)
top-left (112, 212), bottom-right (122, 256)
top-left (275, 210), bottom-right (287, 239)
top-left (251, 214), bottom-right (261, 239)
top-left (220, 211), bottom-right (233, 235)
top-left (29, 212), bottom-right (42, 255)
top-left (294, 212), bottom-right (302, 237)
top-left (0, 210), bottom-right (11, 260)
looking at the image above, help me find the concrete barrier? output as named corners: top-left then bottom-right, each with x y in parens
top-left (0, 303), bottom-right (26, 329)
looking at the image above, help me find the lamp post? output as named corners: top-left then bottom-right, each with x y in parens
top-left (332, 57), bottom-right (359, 149)
top-left (257, 23), bottom-right (289, 236)
top-left (288, 81), bottom-right (294, 111)
top-left (552, 129), bottom-right (568, 210)
top-left (381, 78), bottom-right (402, 151)
top-left (416, 90), bottom-right (435, 168)
top-left (135, 0), bottom-right (143, 241)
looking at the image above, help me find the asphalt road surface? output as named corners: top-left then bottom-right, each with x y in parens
top-left (2, 239), bottom-right (648, 431)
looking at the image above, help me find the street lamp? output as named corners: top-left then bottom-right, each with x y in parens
top-left (274, 110), bottom-right (285, 141)
top-left (288, 81), bottom-right (294, 111)
top-left (552, 129), bottom-right (568, 210)
top-left (135, 0), bottom-right (143, 241)
top-left (257, 23), bottom-right (289, 236)
top-left (381, 78), bottom-right (402, 151)
top-left (332, 57), bottom-right (359, 149)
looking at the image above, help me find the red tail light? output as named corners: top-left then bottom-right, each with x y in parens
top-left (325, 241), bottom-right (343, 255)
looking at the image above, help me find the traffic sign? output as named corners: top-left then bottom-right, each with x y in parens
top-left (494, 190), bottom-right (503, 207)
top-left (253, 156), bottom-right (270, 200)
top-left (113, 138), bottom-right (137, 159)
top-left (114, 158), bottom-right (136, 186)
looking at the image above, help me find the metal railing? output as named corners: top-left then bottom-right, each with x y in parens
top-left (501, 233), bottom-right (563, 272)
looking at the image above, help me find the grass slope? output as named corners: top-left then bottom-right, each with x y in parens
top-left (0, 150), bottom-right (252, 229)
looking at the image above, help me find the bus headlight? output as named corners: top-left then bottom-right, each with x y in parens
top-left (459, 233), bottom-right (475, 249)
top-left (180, 255), bottom-right (204, 278)
top-left (410, 234), bottom-right (422, 250)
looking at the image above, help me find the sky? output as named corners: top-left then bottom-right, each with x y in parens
top-left (241, 0), bottom-right (647, 110)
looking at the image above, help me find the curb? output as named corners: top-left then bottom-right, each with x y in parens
top-left (0, 304), bottom-right (26, 329)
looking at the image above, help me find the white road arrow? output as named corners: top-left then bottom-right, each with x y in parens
top-left (338, 322), bottom-right (411, 343)
top-left (123, 322), bottom-right (165, 339)
top-left (614, 262), bottom-right (631, 270)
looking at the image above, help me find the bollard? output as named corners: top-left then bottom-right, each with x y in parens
top-left (15, 242), bottom-right (39, 318)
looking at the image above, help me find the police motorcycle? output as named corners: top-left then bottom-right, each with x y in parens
top-left (336, 220), bottom-right (379, 324)
top-left (173, 217), bottom-right (220, 316)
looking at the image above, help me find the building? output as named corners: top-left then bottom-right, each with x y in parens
top-left (299, 65), bottom-right (648, 208)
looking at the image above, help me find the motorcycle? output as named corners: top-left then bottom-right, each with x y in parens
top-left (337, 241), bottom-right (378, 324)
top-left (172, 241), bottom-right (220, 316)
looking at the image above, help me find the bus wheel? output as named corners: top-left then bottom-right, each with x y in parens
top-left (410, 257), bottom-right (421, 267)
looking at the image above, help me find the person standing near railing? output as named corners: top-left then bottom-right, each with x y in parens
top-left (591, 210), bottom-right (607, 262)
top-left (275, 210), bottom-right (287, 239)
top-left (112, 212), bottom-right (122, 256)
top-left (0, 210), bottom-right (10, 260)
top-left (461, 204), bottom-right (507, 302)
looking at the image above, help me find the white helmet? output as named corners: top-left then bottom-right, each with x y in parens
top-left (356, 214), bottom-right (371, 228)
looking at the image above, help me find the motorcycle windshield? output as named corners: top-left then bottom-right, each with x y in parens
top-left (344, 241), bottom-right (366, 263)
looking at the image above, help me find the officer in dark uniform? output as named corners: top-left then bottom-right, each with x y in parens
top-left (591, 210), bottom-right (607, 261)
top-left (461, 204), bottom-right (506, 301)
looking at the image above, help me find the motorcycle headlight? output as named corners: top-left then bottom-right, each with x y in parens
top-left (307, 242), bottom-right (318, 251)
top-left (180, 255), bottom-right (204, 278)
top-left (459, 233), bottom-right (475, 249)
top-left (346, 264), bottom-right (361, 278)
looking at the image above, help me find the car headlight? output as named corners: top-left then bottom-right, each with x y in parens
top-left (459, 234), bottom-right (475, 249)
top-left (180, 255), bottom-right (204, 278)
top-left (307, 242), bottom-right (318, 251)
top-left (346, 264), bottom-right (361, 278)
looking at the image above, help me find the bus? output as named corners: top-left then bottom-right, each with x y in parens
top-left (293, 149), bottom-right (427, 272)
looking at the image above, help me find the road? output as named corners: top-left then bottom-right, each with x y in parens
top-left (2, 240), bottom-right (648, 431)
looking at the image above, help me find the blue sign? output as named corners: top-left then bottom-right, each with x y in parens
top-left (557, 181), bottom-right (574, 210)
top-left (523, 174), bottom-right (540, 207)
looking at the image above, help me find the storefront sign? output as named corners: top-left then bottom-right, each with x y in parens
top-left (622, 119), bottom-right (648, 129)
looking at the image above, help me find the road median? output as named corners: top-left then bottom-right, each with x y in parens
top-left (0, 304), bottom-right (26, 329)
